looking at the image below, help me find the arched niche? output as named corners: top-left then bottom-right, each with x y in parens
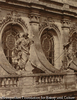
top-left (39, 25), bottom-right (60, 69)
top-left (0, 20), bottom-right (28, 74)
top-left (2, 24), bottom-right (25, 68)
top-left (69, 26), bottom-right (77, 57)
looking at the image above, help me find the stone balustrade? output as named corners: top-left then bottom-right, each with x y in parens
top-left (0, 72), bottom-right (77, 97)
top-left (0, 76), bottom-right (19, 87)
top-left (38, 75), bottom-right (63, 84)
top-left (33, 73), bottom-right (64, 85)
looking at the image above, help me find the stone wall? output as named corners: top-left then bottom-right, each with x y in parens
top-left (0, 0), bottom-right (77, 97)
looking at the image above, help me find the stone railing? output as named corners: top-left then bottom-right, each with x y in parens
top-left (33, 73), bottom-right (65, 85)
top-left (0, 72), bottom-right (77, 97)
top-left (0, 76), bottom-right (19, 88)
top-left (0, 73), bottom-right (65, 88)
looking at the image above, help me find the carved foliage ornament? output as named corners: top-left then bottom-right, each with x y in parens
top-left (39, 17), bottom-right (55, 31)
top-left (0, 11), bottom-right (28, 30)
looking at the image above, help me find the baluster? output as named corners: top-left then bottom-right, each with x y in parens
top-left (10, 78), bottom-right (13, 87)
top-left (2, 78), bottom-right (4, 87)
top-left (8, 78), bottom-right (11, 87)
top-left (12, 78), bottom-right (14, 87)
top-left (14, 78), bottom-right (17, 87)
top-left (54, 76), bottom-right (56, 83)
top-left (48, 76), bottom-right (49, 83)
top-left (2, 78), bottom-right (6, 87)
top-left (49, 76), bottom-right (51, 83)
top-left (17, 78), bottom-right (19, 86)
top-left (45, 77), bottom-right (48, 83)
top-left (57, 76), bottom-right (59, 83)
top-left (55, 76), bottom-right (58, 83)
top-left (52, 76), bottom-right (54, 83)
top-left (38, 77), bottom-right (41, 84)
top-left (42, 77), bottom-right (45, 84)
top-left (6, 78), bottom-right (9, 87)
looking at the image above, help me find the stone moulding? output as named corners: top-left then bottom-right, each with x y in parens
top-left (0, 72), bottom-right (77, 97)
top-left (0, 0), bottom-right (77, 17)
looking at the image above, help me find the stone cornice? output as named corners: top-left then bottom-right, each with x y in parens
top-left (0, 0), bottom-right (77, 18)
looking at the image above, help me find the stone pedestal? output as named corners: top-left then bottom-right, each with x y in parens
top-left (64, 70), bottom-right (76, 90)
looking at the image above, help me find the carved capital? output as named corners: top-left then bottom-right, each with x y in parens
top-left (29, 13), bottom-right (40, 24)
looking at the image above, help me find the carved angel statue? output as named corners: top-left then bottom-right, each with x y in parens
top-left (61, 41), bottom-right (77, 72)
top-left (12, 32), bottom-right (33, 71)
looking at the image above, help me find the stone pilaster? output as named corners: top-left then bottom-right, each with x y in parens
top-left (61, 17), bottom-right (70, 69)
top-left (64, 70), bottom-right (76, 90)
top-left (29, 12), bottom-right (40, 35)
top-left (61, 17), bottom-right (70, 45)
top-left (29, 12), bottom-right (57, 73)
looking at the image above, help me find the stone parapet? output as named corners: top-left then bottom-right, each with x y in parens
top-left (0, 72), bottom-right (77, 97)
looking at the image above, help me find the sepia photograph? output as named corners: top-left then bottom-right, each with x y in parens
top-left (0, 0), bottom-right (77, 99)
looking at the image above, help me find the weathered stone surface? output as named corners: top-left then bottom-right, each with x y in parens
top-left (0, 0), bottom-right (77, 98)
